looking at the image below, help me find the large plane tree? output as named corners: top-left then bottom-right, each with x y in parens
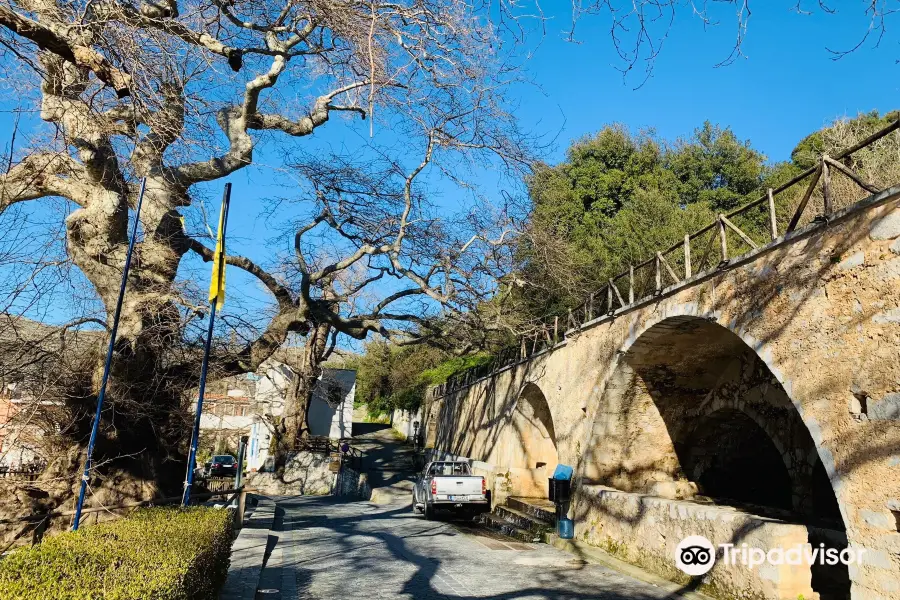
top-left (0, 0), bottom-right (530, 512)
top-left (0, 0), bottom-right (891, 516)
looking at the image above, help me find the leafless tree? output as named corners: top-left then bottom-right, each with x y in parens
top-left (253, 139), bottom-right (525, 464)
top-left (0, 0), bottom-right (891, 510)
top-left (0, 0), bottom-right (533, 503)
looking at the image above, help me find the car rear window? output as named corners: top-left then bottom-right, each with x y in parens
top-left (214, 456), bottom-right (234, 464)
top-left (429, 462), bottom-right (471, 476)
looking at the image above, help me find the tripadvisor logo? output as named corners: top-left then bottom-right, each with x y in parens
top-left (675, 535), bottom-right (866, 576)
top-left (675, 536), bottom-right (716, 576)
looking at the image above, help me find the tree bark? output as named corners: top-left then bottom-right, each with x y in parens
top-left (271, 323), bottom-right (331, 476)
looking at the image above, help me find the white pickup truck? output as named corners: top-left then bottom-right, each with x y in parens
top-left (412, 461), bottom-right (490, 520)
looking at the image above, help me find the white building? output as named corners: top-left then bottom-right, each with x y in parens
top-left (246, 365), bottom-right (355, 471)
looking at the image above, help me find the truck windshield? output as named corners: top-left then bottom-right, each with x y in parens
top-left (429, 462), bottom-right (471, 476)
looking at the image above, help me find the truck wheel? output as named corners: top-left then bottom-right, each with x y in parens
top-left (424, 502), bottom-right (434, 521)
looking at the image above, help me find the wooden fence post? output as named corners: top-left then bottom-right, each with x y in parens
top-left (822, 156), bottom-right (833, 216)
top-left (628, 265), bottom-right (634, 304)
top-left (718, 215), bottom-right (728, 261)
top-left (553, 316), bottom-right (558, 343)
top-left (587, 293), bottom-right (594, 321)
top-left (683, 234), bottom-right (691, 279)
top-left (767, 188), bottom-right (778, 240)
top-left (606, 284), bottom-right (612, 313)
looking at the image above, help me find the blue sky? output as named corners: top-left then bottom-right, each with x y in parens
top-left (1, 2), bottom-right (897, 334)
top-left (518, 3), bottom-right (897, 163)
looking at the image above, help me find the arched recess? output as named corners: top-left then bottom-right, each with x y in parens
top-left (677, 408), bottom-right (794, 511)
top-left (582, 315), bottom-right (845, 524)
top-left (492, 382), bottom-right (559, 498)
top-left (507, 382), bottom-right (558, 471)
top-left (579, 314), bottom-right (851, 598)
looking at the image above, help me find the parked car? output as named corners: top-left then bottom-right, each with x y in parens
top-left (412, 461), bottom-right (489, 520)
top-left (207, 455), bottom-right (237, 477)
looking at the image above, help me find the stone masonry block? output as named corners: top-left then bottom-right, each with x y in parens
top-left (873, 309), bottom-right (900, 325)
top-left (869, 393), bottom-right (900, 421)
top-left (870, 209), bottom-right (900, 240)
top-left (838, 251), bottom-right (866, 270)
top-left (861, 509), bottom-right (896, 530)
top-left (863, 549), bottom-right (895, 569)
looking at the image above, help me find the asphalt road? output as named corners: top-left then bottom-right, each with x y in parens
top-left (253, 495), bottom-right (680, 600)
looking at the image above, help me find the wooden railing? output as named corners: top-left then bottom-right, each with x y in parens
top-left (0, 468), bottom-right (42, 482)
top-left (434, 116), bottom-right (900, 398)
top-left (292, 436), bottom-right (363, 470)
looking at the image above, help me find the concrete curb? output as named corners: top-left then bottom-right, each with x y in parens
top-left (220, 496), bottom-right (276, 600)
top-left (545, 535), bottom-right (714, 600)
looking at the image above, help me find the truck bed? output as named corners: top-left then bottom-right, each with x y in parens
top-left (432, 475), bottom-right (484, 501)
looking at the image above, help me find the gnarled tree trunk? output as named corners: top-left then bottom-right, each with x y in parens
top-left (271, 323), bottom-right (332, 476)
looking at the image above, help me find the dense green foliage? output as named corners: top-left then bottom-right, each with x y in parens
top-left (418, 353), bottom-right (494, 386)
top-left (0, 507), bottom-right (233, 600)
top-left (351, 341), bottom-right (493, 416)
top-left (518, 122), bottom-right (769, 315)
top-left (516, 112), bottom-right (899, 318)
top-left (352, 111), bottom-right (900, 406)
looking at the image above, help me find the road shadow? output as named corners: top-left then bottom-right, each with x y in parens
top-left (352, 422), bottom-right (392, 437)
top-left (269, 495), bottom-right (677, 600)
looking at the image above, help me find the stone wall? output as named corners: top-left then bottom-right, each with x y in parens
top-left (391, 408), bottom-right (423, 441)
top-left (577, 485), bottom-right (821, 600)
top-left (426, 188), bottom-right (900, 600)
top-left (246, 451), bottom-right (333, 496)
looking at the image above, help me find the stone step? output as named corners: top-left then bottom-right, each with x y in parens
top-left (494, 505), bottom-right (555, 534)
top-left (506, 497), bottom-right (557, 524)
top-left (477, 513), bottom-right (545, 544)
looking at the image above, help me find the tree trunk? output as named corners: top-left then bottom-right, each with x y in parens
top-left (271, 323), bottom-right (331, 477)
top-left (63, 180), bottom-right (193, 498)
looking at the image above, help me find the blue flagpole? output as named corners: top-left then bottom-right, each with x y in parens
top-left (72, 179), bottom-right (147, 531)
top-left (183, 183), bottom-right (231, 506)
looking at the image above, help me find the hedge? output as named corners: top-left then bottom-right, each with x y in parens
top-left (0, 506), bottom-right (233, 600)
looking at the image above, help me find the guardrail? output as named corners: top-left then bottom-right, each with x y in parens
top-left (293, 436), bottom-right (364, 470)
top-left (0, 469), bottom-right (41, 481)
top-left (434, 116), bottom-right (900, 398)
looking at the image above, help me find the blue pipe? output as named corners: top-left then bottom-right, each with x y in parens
top-left (72, 178), bottom-right (147, 531)
top-left (182, 183), bottom-right (232, 506)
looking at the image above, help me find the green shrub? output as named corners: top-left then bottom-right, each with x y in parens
top-left (419, 353), bottom-right (494, 386)
top-left (0, 506), bottom-right (233, 600)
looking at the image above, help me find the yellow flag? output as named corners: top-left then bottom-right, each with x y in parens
top-left (208, 196), bottom-right (227, 309)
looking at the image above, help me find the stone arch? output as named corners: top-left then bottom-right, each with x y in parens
top-left (579, 307), bottom-right (850, 531)
top-left (507, 382), bottom-right (558, 470)
top-left (491, 382), bottom-right (559, 498)
top-left (577, 311), bottom-right (852, 598)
